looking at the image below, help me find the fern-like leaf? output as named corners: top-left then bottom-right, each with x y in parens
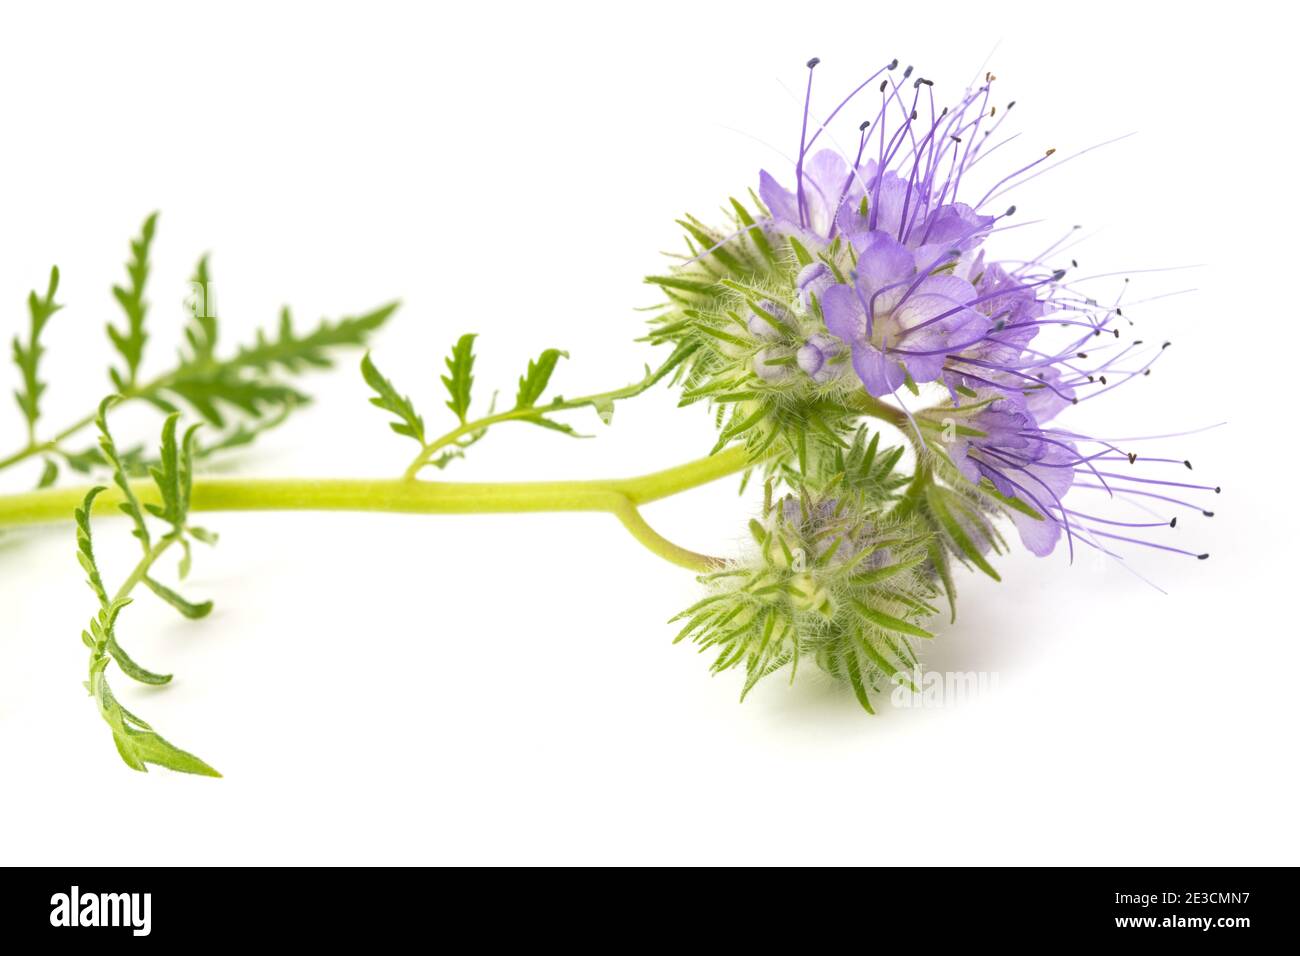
top-left (107, 212), bottom-right (159, 390)
top-left (441, 333), bottom-right (476, 423)
top-left (12, 265), bottom-right (62, 439)
top-left (361, 352), bottom-right (426, 444)
top-left (515, 348), bottom-right (568, 409)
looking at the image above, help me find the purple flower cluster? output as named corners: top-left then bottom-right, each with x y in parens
top-left (755, 59), bottom-right (1216, 569)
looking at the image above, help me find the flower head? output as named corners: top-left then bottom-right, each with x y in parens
top-left (652, 56), bottom-right (1218, 710)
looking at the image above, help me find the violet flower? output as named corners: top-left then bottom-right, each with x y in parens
top-left (821, 231), bottom-right (983, 395)
top-left (749, 58), bottom-right (1218, 570)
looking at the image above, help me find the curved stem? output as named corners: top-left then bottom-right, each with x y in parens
top-left (608, 497), bottom-right (722, 572)
top-left (402, 349), bottom-right (694, 480)
top-left (0, 376), bottom-right (166, 473)
top-left (114, 535), bottom-right (178, 604)
top-left (0, 445), bottom-right (754, 569)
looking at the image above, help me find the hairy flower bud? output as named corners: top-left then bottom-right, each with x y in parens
top-left (671, 490), bottom-right (936, 708)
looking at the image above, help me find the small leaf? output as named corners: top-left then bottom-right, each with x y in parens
top-left (117, 729), bottom-right (222, 777)
top-left (360, 352), bottom-right (425, 444)
top-left (515, 348), bottom-right (568, 409)
top-left (94, 671), bottom-right (219, 776)
top-left (187, 526), bottom-right (218, 545)
top-left (676, 217), bottom-right (745, 274)
top-left (95, 398), bottom-right (151, 549)
top-left (107, 212), bottom-right (159, 389)
top-left (843, 650), bottom-right (877, 714)
top-left (178, 538), bottom-right (193, 580)
top-left (183, 254), bottom-right (219, 363)
top-left (75, 487), bottom-right (110, 605)
top-left (106, 631), bottom-right (173, 685)
top-left (441, 333), bottom-right (477, 423)
top-left (730, 197), bottom-right (777, 267)
top-left (37, 458), bottom-right (59, 488)
top-left (144, 577), bottom-right (214, 620)
top-left (850, 599), bottom-right (935, 639)
top-left (928, 539), bottom-right (957, 623)
top-left (163, 373), bottom-right (305, 429)
top-left (644, 275), bottom-right (717, 296)
top-left (520, 415), bottom-right (585, 437)
top-left (145, 414), bottom-right (200, 530)
top-left (925, 485), bottom-right (1001, 581)
top-left (232, 301), bottom-right (400, 374)
top-left (12, 264), bottom-right (62, 435)
top-left (154, 299), bottom-right (394, 437)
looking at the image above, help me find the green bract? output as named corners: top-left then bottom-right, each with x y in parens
top-left (675, 469), bottom-right (936, 709)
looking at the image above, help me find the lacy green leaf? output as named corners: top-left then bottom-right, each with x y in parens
top-left (107, 212), bottom-right (158, 390)
top-left (441, 333), bottom-right (476, 423)
top-left (12, 265), bottom-right (62, 437)
top-left (361, 352), bottom-right (426, 444)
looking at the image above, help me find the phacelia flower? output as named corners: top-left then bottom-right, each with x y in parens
top-left (652, 55), bottom-right (1219, 710)
top-left (747, 58), bottom-right (1218, 570)
top-left (821, 232), bottom-right (983, 395)
top-left (943, 401), bottom-right (1078, 556)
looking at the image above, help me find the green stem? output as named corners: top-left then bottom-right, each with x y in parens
top-left (403, 350), bottom-right (693, 479)
top-left (849, 390), bottom-right (911, 430)
top-left (0, 445), bottom-right (755, 572)
top-left (0, 376), bottom-right (166, 472)
top-left (114, 535), bottom-right (177, 604)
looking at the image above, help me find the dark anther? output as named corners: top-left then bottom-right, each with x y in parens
top-left (1072, 259), bottom-right (1078, 267)
top-left (1134, 339), bottom-right (1144, 345)
top-left (1183, 460), bottom-right (1193, 470)
top-left (1116, 307), bottom-right (1124, 316)
top-left (1077, 352), bottom-right (1088, 359)
top-left (1070, 397), bottom-right (1078, 404)
top-left (951, 134), bottom-right (963, 142)
top-left (911, 109), bottom-right (918, 120)
top-left (1006, 205), bottom-right (1017, 216)
top-left (1007, 100), bottom-right (1017, 109)
top-left (919, 77), bottom-right (934, 86)
top-left (1143, 369), bottom-right (1151, 376)
top-left (1127, 452), bottom-right (1137, 464)
top-left (1087, 376), bottom-right (1095, 383)
top-left (1099, 375), bottom-right (1108, 384)
top-left (807, 57), bottom-right (821, 68)
top-left (1215, 486), bottom-right (1221, 494)
top-left (1170, 517), bottom-right (1178, 528)
top-left (1046, 148), bottom-right (1057, 156)
top-left (859, 120), bottom-right (871, 131)
top-left (1197, 553), bottom-right (1210, 560)
top-left (1162, 341), bottom-right (1171, 349)
top-left (1203, 510), bottom-right (1215, 517)
top-left (903, 65), bottom-right (914, 79)
top-left (880, 80), bottom-right (889, 93)
top-left (1113, 329), bottom-right (1120, 338)
top-left (1051, 268), bottom-right (1066, 280)
top-left (888, 58), bottom-right (899, 69)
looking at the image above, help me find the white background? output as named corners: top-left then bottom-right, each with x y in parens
top-left (0, 1), bottom-right (1295, 865)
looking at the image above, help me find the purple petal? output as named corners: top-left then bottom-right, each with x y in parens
top-left (759, 170), bottom-right (799, 227)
